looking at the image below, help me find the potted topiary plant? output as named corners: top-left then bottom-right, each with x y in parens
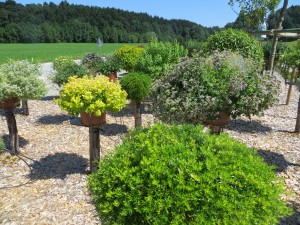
top-left (98, 55), bottom-right (122, 82)
top-left (55, 75), bottom-right (127, 126)
top-left (0, 59), bottom-right (47, 153)
top-left (120, 72), bottom-right (152, 127)
top-left (151, 51), bottom-right (280, 133)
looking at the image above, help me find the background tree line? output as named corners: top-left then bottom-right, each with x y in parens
top-left (225, 4), bottom-right (300, 31)
top-left (0, 0), bottom-right (220, 43)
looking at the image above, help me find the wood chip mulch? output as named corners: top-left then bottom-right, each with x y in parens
top-left (0, 72), bottom-right (299, 225)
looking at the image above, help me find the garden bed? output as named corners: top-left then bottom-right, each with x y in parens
top-left (0, 71), bottom-right (299, 225)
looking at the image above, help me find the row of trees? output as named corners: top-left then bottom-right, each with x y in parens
top-left (0, 0), bottom-right (219, 43)
top-left (225, 4), bottom-right (300, 31)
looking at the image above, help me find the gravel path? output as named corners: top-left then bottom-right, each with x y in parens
top-left (0, 64), bottom-right (299, 224)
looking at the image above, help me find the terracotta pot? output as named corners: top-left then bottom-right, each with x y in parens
top-left (107, 72), bottom-right (117, 82)
top-left (203, 112), bottom-right (231, 133)
top-left (80, 111), bottom-right (106, 126)
top-left (0, 97), bottom-right (20, 109)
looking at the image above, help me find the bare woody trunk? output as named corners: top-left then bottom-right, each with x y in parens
top-left (89, 126), bottom-right (100, 173)
top-left (134, 101), bottom-right (142, 128)
top-left (295, 96), bottom-right (300, 133)
top-left (4, 108), bottom-right (19, 154)
top-left (268, 0), bottom-right (289, 74)
top-left (22, 100), bottom-right (29, 116)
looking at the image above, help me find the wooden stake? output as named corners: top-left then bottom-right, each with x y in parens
top-left (134, 101), bottom-right (142, 128)
top-left (286, 68), bottom-right (296, 105)
top-left (89, 126), bottom-right (100, 173)
top-left (4, 108), bottom-right (19, 154)
top-left (295, 96), bottom-right (300, 133)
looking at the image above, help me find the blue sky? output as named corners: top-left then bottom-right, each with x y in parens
top-left (15, 0), bottom-right (300, 27)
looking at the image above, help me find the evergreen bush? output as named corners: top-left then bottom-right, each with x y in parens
top-left (204, 29), bottom-right (264, 64)
top-left (88, 123), bottom-right (291, 225)
top-left (120, 72), bottom-right (152, 102)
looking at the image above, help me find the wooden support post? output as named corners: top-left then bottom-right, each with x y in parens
top-left (22, 100), bottom-right (29, 116)
top-left (89, 126), bottom-right (100, 173)
top-left (295, 96), bottom-right (300, 133)
top-left (134, 101), bottom-right (142, 128)
top-left (286, 68), bottom-right (296, 105)
top-left (4, 108), bottom-right (19, 154)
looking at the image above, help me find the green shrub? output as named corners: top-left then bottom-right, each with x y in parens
top-left (204, 29), bottom-right (264, 64)
top-left (120, 72), bottom-right (152, 102)
top-left (81, 52), bottom-right (104, 74)
top-left (52, 60), bottom-right (87, 86)
top-left (114, 46), bottom-right (144, 72)
top-left (0, 138), bottom-right (4, 151)
top-left (263, 41), bottom-right (288, 70)
top-left (52, 56), bottom-right (74, 72)
top-left (0, 59), bottom-right (47, 101)
top-left (88, 123), bottom-right (291, 225)
top-left (151, 51), bottom-right (280, 124)
top-left (135, 40), bottom-right (188, 79)
top-left (98, 55), bottom-right (122, 75)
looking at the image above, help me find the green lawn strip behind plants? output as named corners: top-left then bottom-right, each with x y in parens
top-left (0, 43), bottom-right (143, 64)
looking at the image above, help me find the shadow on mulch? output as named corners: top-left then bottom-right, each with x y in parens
top-left (37, 114), bottom-right (69, 125)
top-left (257, 149), bottom-right (300, 173)
top-left (0, 107), bottom-right (24, 116)
top-left (99, 123), bottom-right (128, 136)
top-left (227, 119), bottom-right (272, 133)
top-left (27, 152), bottom-right (88, 180)
top-left (40, 96), bottom-right (59, 101)
top-left (109, 101), bottom-right (152, 117)
top-left (2, 134), bottom-right (29, 149)
top-left (280, 201), bottom-right (300, 225)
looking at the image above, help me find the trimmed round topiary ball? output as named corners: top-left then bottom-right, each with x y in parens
top-left (88, 124), bottom-right (291, 225)
top-left (120, 72), bottom-right (152, 102)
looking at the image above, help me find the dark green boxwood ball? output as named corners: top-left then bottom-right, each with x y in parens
top-left (88, 124), bottom-right (291, 225)
top-left (120, 72), bottom-right (152, 102)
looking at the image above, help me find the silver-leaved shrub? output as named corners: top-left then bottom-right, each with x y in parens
top-left (151, 51), bottom-right (280, 124)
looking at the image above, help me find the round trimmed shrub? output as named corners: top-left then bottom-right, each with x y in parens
top-left (88, 123), bottom-right (291, 225)
top-left (114, 46), bottom-right (144, 72)
top-left (204, 29), bottom-right (264, 64)
top-left (120, 72), bottom-right (152, 102)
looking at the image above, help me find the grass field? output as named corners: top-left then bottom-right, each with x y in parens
top-left (0, 43), bottom-right (143, 64)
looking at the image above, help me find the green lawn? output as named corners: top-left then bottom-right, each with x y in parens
top-left (0, 43), bottom-right (143, 64)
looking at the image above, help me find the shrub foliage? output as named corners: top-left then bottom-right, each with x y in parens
top-left (120, 72), bottom-right (152, 102)
top-left (151, 51), bottom-right (279, 124)
top-left (135, 40), bottom-right (188, 78)
top-left (0, 59), bottom-right (47, 101)
top-left (52, 56), bottom-right (87, 85)
top-left (114, 46), bottom-right (145, 72)
top-left (88, 123), bottom-right (291, 225)
top-left (204, 29), bottom-right (264, 64)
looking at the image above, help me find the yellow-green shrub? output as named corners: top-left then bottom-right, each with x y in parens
top-left (55, 75), bottom-right (127, 116)
top-left (113, 46), bottom-right (144, 71)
